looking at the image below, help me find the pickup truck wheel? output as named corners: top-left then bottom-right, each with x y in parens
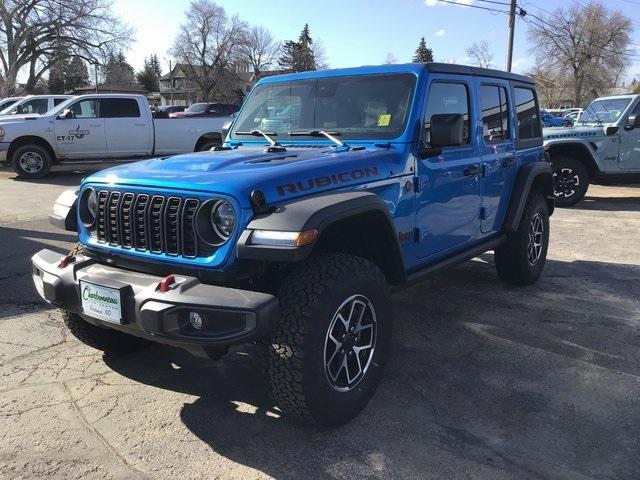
top-left (552, 156), bottom-right (589, 207)
top-left (265, 254), bottom-right (392, 426)
top-left (12, 144), bottom-right (52, 179)
top-left (495, 191), bottom-right (550, 286)
top-left (61, 310), bottom-right (150, 353)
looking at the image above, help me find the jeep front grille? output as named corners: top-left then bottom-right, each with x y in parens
top-left (95, 190), bottom-right (204, 258)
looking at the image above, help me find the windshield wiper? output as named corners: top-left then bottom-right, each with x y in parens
top-left (289, 130), bottom-right (347, 148)
top-left (580, 105), bottom-right (603, 126)
top-left (234, 130), bottom-right (286, 152)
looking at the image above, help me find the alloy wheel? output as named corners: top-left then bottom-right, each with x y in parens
top-left (527, 212), bottom-right (544, 266)
top-left (553, 167), bottom-right (579, 199)
top-left (323, 294), bottom-right (377, 392)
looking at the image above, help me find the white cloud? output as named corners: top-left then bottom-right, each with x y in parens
top-left (512, 58), bottom-right (527, 68)
top-left (435, 29), bottom-right (446, 36)
top-left (425, 0), bottom-right (473, 6)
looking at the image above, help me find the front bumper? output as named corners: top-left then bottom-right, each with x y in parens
top-left (31, 249), bottom-right (280, 357)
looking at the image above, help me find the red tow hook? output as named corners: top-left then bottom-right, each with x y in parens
top-left (158, 274), bottom-right (176, 293)
top-left (58, 254), bottom-right (76, 269)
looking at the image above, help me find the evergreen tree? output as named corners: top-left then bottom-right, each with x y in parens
top-left (412, 37), bottom-right (434, 63)
top-left (48, 49), bottom-right (89, 93)
top-left (104, 52), bottom-right (136, 85)
top-left (66, 57), bottom-right (90, 91)
top-left (136, 56), bottom-right (161, 92)
top-left (278, 24), bottom-right (317, 72)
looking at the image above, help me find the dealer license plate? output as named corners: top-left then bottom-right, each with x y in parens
top-left (80, 281), bottom-right (122, 324)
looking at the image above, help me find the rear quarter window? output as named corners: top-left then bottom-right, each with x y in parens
top-left (513, 87), bottom-right (542, 141)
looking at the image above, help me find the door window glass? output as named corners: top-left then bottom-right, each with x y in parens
top-left (53, 98), bottom-right (67, 106)
top-left (480, 85), bottom-right (510, 143)
top-left (100, 98), bottom-right (141, 118)
top-left (423, 82), bottom-right (470, 145)
top-left (15, 98), bottom-right (49, 114)
top-left (70, 99), bottom-right (98, 119)
top-left (514, 87), bottom-right (541, 140)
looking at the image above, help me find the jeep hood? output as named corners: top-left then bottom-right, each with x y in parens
top-left (84, 146), bottom-right (402, 208)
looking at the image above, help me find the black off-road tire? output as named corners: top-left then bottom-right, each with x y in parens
top-left (265, 254), bottom-right (392, 427)
top-left (552, 156), bottom-right (589, 207)
top-left (12, 144), bottom-right (53, 179)
top-left (62, 310), bottom-right (150, 353)
top-left (495, 191), bottom-right (550, 286)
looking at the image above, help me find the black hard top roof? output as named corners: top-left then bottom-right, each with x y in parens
top-left (425, 62), bottom-right (535, 85)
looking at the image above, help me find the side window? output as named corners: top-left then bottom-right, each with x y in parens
top-left (16, 99), bottom-right (49, 114)
top-left (423, 82), bottom-right (470, 145)
top-left (631, 101), bottom-right (640, 116)
top-left (514, 87), bottom-right (541, 140)
top-left (70, 99), bottom-right (98, 119)
top-left (53, 98), bottom-right (67, 106)
top-left (100, 99), bottom-right (141, 118)
top-left (480, 85), bottom-right (510, 144)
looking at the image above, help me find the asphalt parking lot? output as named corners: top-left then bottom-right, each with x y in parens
top-left (0, 168), bottom-right (638, 480)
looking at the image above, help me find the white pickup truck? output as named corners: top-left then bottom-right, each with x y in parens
top-left (0, 94), bottom-right (230, 178)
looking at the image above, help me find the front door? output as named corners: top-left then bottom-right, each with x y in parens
top-left (478, 81), bottom-right (517, 233)
top-left (618, 100), bottom-right (640, 171)
top-left (415, 79), bottom-right (482, 260)
top-left (54, 98), bottom-right (107, 159)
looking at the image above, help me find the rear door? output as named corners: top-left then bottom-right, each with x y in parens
top-left (478, 80), bottom-right (517, 233)
top-left (415, 77), bottom-right (483, 259)
top-left (101, 98), bottom-right (152, 157)
top-left (54, 98), bottom-right (107, 159)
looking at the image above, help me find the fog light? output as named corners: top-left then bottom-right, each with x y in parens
top-left (189, 311), bottom-right (203, 330)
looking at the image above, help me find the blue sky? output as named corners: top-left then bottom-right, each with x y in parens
top-left (112, 0), bottom-right (640, 82)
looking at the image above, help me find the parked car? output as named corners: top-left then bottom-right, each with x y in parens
top-left (0, 94), bottom-right (229, 178)
top-left (562, 110), bottom-right (582, 123)
top-left (541, 110), bottom-right (573, 127)
top-left (0, 97), bottom-right (24, 112)
top-left (170, 102), bottom-right (239, 118)
top-left (545, 94), bottom-right (640, 206)
top-left (32, 63), bottom-right (553, 426)
top-left (156, 105), bottom-right (186, 114)
top-left (0, 94), bottom-right (73, 116)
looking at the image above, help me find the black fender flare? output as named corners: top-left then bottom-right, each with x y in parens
top-left (236, 191), bottom-right (406, 281)
top-left (504, 162), bottom-right (554, 233)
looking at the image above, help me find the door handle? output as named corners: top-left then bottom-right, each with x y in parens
top-left (464, 164), bottom-right (481, 177)
top-left (134, 123), bottom-right (146, 127)
top-left (89, 124), bottom-right (101, 128)
top-left (502, 157), bottom-right (517, 168)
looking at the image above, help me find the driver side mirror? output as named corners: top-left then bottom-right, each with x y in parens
top-left (420, 113), bottom-right (465, 158)
top-left (625, 114), bottom-right (640, 131)
top-left (221, 120), bottom-right (233, 142)
top-left (57, 109), bottom-right (74, 120)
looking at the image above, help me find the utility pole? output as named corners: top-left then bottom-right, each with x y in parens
top-left (506, 0), bottom-right (516, 72)
top-left (169, 59), bottom-right (174, 106)
top-left (94, 63), bottom-right (99, 93)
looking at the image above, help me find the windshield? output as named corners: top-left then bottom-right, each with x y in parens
top-left (187, 103), bottom-right (208, 113)
top-left (231, 73), bottom-right (417, 141)
top-left (0, 99), bottom-right (19, 112)
top-left (580, 98), bottom-right (632, 124)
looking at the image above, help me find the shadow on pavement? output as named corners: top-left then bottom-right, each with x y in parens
top-left (574, 195), bottom-right (640, 212)
top-left (4, 171), bottom-right (89, 187)
top-left (104, 256), bottom-right (640, 480)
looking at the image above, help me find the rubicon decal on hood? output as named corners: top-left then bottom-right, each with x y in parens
top-left (276, 166), bottom-right (379, 196)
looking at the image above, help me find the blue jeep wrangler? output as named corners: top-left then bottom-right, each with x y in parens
top-left (32, 63), bottom-right (554, 426)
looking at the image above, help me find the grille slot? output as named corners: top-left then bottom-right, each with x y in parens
top-left (94, 191), bottom-right (203, 258)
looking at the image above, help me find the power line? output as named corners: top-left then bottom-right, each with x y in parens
top-left (432, 0), bottom-right (510, 14)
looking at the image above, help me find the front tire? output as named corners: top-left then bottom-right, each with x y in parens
top-left (495, 191), bottom-right (550, 286)
top-left (265, 254), bottom-right (392, 426)
top-left (62, 310), bottom-right (150, 353)
top-left (552, 156), bottom-right (589, 207)
top-left (12, 144), bottom-right (53, 179)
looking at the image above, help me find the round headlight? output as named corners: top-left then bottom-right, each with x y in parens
top-left (210, 200), bottom-right (235, 239)
top-left (79, 187), bottom-right (97, 227)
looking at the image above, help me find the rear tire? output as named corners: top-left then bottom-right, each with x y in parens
top-left (12, 144), bottom-right (52, 179)
top-left (265, 254), bottom-right (392, 426)
top-left (495, 191), bottom-right (550, 286)
top-left (552, 156), bottom-right (589, 207)
top-left (62, 310), bottom-right (150, 353)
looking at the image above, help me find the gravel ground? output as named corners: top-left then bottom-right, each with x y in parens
top-left (0, 169), bottom-right (638, 480)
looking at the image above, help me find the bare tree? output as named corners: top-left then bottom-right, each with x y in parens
top-left (240, 25), bottom-right (279, 76)
top-left (0, 0), bottom-right (132, 95)
top-left (383, 52), bottom-right (397, 64)
top-left (171, 0), bottom-right (247, 102)
top-left (527, 2), bottom-right (632, 106)
top-left (465, 40), bottom-right (494, 69)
